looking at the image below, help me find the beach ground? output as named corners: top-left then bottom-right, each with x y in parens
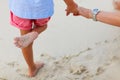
top-left (0, 0), bottom-right (120, 80)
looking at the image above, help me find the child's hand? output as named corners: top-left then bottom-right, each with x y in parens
top-left (65, 3), bottom-right (80, 16)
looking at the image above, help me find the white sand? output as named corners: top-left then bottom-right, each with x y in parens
top-left (1, 0), bottom-right (120, 80)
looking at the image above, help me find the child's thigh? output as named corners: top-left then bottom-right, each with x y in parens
top-left (34, 17), bottom-right (51, 27)
top-left (10, 12), bottom-right (33, 30)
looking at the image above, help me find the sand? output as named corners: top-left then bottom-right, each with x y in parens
top-left (1, 36), bottom-right (120, 80)
top-left (1, 0), bottom-right (120, 80)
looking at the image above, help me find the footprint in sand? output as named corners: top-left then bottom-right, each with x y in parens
top-left (0, 77), bottom-right (7, 80)
top-left (96, 66), bottom-right (105, 75)
top-left (6, 62), bottom-right (29, 78)
top-left (110, 56), bottom-right (120, 62)
top-left (103, 60), bottom-right (112, 67)
top-left (19, 73), bottom-right (29, 78)
top-left (104, 40), bottom-right (109, 43)
top-left (15, 68), bottom-right (29, 78)
top-left (6, 61), bottom-right (19, 67)
top-left (69, 65), bottom-right (87, 75)
top-left (82, 74), bottom-right (94, 80)
top-left (40, 53), bottom-right (56, 61)
top-left (95, 40), bottom-right (109, 46)
top-left (95, 58), bottom-right (115, 76)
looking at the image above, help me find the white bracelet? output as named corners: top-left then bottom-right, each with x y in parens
top-left (92, 9), bottom-right (100, 21)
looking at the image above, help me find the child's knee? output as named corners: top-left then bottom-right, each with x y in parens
top-left (41, 24), bottom-right (47, 30)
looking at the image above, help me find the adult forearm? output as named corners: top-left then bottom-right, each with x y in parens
top-left (79, 7), bottom-right (120, 27)
top-left (96, 11), bottom-right (120, 27)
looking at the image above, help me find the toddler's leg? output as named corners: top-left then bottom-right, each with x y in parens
top-left (19, 28), bottom-right (46, 77)
top-left (14, 17), bottom-right (50, 48)
top-left (21, 40), bottom-right (44, 77)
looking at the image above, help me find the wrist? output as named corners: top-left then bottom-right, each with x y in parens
top-left (79, 7), bottom-right (92, 19)
top-left (88, 9), bottom-right (93, 19)
top-left (91, 8), bottom-right (100, 21)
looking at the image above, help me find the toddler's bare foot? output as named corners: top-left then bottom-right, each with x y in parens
top-left (28, 62), bottom-right (44, 77)
top-left (14, 31), bottom-right (38, 48)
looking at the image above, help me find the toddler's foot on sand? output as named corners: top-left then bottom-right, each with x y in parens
top-left (14, 32), bottom-right (38, 48)
top-left (28, 62), bottom-right (44, 77)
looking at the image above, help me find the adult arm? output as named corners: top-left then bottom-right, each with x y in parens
top-left (78, 7), bottom-right (120, 27)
